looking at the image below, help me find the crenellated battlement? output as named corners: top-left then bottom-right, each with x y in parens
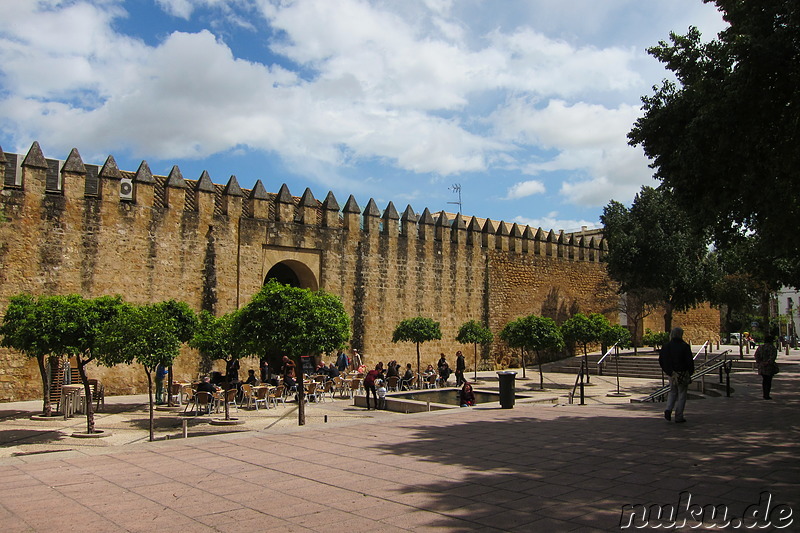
top-left (0, 141), bottom-right (635, 402)
top-left (1, 142), bottom-right (606, 262)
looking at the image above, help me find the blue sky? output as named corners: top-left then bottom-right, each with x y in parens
top-left (0, 0), bottom-right (727, 232)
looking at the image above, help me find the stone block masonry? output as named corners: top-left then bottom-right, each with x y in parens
top-left (0, 143), bottom-right (720, 401)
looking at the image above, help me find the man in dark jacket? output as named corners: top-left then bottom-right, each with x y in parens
top-left (659, 327), bottom-right (694, 423)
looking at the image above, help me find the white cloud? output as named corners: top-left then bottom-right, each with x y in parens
top-left (0, 0), bottom-right (724, 222)
top-left (505, 180), bottom-right (546, 200)
top-left (512, 213), bottom-right (601, 234)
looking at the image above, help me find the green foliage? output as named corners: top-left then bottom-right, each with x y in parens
top-left (392, 316), bottom-right (442, 376)
top-left (455, 320), bottom-right (493, 346)
top-left (235, 280), bottom-right (351, 359)
top-left (642, 329), bottom-right (670, 349)
top-left (0, 293), bottom-right (126, 419)
top-left (191, 310), bottom-right (240, 365)
top-left (96, 303), bottom-right (182, 371)
top-left (601, 187), bottom-right (718, 331)
top-left (392, 316), bottom-right (442, 345)
top-left (628, 1), bottom-right (800, 287)
top-left (0, 294), bottom-right (44, 359)
top-left (500, 315), bottom-right (564, 353)
top-left (154, 299), bottom-right (198, 344)
top-left (561, 313), bottom-right (604, 356)
top-left (601, 324), bottom-right (633, 349)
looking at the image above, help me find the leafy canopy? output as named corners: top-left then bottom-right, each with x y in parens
top-left (628, 0), bottom-right (800, 287)
top-left (455, 320), bottom-right (493, 346)
top-left (392, 316), bottom-right (442, 345)
top-left (234, 280), bottom-right (351, 359)
top-left (500, 315), bottom-right (564, 353)
top-left (96, 303), bottom-right (183, 371)
top-left (601, 187), bottom-right (718, 331)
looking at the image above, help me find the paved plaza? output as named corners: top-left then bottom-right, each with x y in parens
top-left (0, 351), bottom-right (797, 532)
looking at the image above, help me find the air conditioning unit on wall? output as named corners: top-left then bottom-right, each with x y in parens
top-left (119, 178), bottom-right (133, 200)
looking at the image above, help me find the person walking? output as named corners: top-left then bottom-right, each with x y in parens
top-left (754, 335), bottom-right (779, 399)
top-left (658, 327), bottom-right (694, 423)
top-left (455, 351), bottom-right (466, 386)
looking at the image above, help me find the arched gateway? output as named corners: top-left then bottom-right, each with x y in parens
top-left (265, 260), bottom-right (318, 290)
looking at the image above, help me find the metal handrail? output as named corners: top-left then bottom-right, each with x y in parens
top-left (596, 342), bottom-right (619, 366)
top-left (693, 340), bottom-right (710, 360)
top-left (568, 359), bottom-right (587, 405)
top-left (631, 350), bottom-right (731, 403)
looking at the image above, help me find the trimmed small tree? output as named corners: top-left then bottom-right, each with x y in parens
top-left (234, 280), bottom-right (351, 426)
top-left (191, 310), bottom-right (242, 421)
top-left (561, 313), bottom-right (606, 382)
top-left (54, 294), bottom-right (126, 434)
top-left (96, 302), bottom-right (183, 441)
top-left (155, 300), bottom-right (198, 407)
top-left (456, 320), bottom-right (493, 381)
top-left (500, 315), bottom-right (564, 389)
top-left (0, 294), bottom-right (58, 417)
top-left (392, 316), bottom-right (442, 379)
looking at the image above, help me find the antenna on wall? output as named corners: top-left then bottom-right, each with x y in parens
top-left (447, 183), bottom-right (462, 214)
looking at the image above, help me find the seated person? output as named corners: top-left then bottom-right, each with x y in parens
top-left (327, 363), bottom-right (340, 380)
top-left (197, 376), bottom-right (219, 394)
top-left (195, 376), bottom-right (219, 413)
top-left (400, 363), bottom-right (414, 388)
top-left (244, 369), bottom-right (260, 386)
top-left (439, 362), bottom-right (451, 385)
top-left (423, 364), bottom-right (436, 376)
top-left (459, 382), bottom-right (475, 407)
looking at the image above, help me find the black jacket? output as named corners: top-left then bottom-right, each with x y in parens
top-left (658, 338), bottom-right (694, 376)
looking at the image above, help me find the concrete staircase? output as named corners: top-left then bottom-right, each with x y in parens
top-left (544, 349), bottom-right (757, 380)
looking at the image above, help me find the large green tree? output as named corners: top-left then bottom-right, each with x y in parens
top-left (455, 320), bottom-right (494, 381)
top-left (601, 186), bottom-right (718, 332)
top-left (392, 316), bottom-right (442, 378)
top-left (629, 0), bottom-right (800, 287)
top-left (234, 280), bottom-right (351, 425)
top-left (500, 315), bottom-right (563, 389)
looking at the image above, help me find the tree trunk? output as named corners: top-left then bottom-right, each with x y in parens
top-left (416, 342), bottom-right (421, 378)
top-left (473, 342), bottom-right (478, 381)
top-left (37, 355), bottom-right (52, 417)
top-left (536, 350), bottom-right (544, 390)
top-left (297, 355), bottom-right (305, 426)
top-left (167, 365), bottom-right (174, 407)
top-left (582, 343), bottom-right (590, 383)
top-left (146, 368), bottom-right (154, 442)
top-left (76, 355), bottom-right (95, 434)
top-left (664, 304), bottom-right (674, 333)
top-left (521, 348), bottom-right (526, 379)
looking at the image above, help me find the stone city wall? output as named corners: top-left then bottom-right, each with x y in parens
top-left (0, 142), bottom-right (719, 401)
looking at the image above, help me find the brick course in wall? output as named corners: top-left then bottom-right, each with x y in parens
top-left (0, 143), bottom-right (720, 401)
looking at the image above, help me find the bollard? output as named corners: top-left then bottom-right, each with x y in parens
top-left (182, 419), bottom-right (188, 438)
top-left (324, 415), bottom-right (328, 423)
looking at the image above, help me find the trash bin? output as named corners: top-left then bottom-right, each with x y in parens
top-left (497, 370), bottom-right (517, 409)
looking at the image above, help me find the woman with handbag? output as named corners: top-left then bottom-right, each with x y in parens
top-left (754, 335), bottom-right (779, 400)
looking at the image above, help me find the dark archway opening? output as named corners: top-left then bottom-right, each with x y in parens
top-left (265, 262), bottom-right (301, 288)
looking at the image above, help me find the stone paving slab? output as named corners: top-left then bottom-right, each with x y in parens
top-left (0, 349), bottom-right (797, 531)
